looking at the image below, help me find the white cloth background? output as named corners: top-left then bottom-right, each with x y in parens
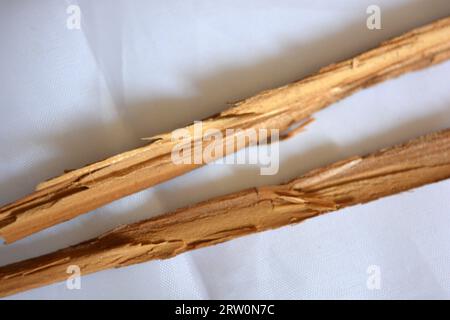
top-left (0, 0), bottom-right (449, 299)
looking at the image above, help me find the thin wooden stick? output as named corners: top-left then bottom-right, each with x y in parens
top-left (1, 128), bottom-right (450, 297)
top-left (2, 17), bottom-right (450, 243)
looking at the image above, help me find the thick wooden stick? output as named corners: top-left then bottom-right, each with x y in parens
top-left (2, 17), bottom-right (450, 243)
top-left (1, 129), bottom-right (450, 297)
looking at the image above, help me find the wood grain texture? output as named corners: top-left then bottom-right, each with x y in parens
top-left (1, 17), bottom-right (450, 243)
top-left (1, 128), bottom-right (450, 298)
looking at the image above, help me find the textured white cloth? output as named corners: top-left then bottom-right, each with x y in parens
top-left (0, 0), bottom-right (449, 299)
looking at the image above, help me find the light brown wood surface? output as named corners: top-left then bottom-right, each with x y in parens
top-left (1, 17), bottom-right (450, 243)
top-left (1, 128), bottom-right (450, 298)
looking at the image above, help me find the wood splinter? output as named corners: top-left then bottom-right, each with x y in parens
top-left (1, 128), bottom-right (450, 298)
top-left (1, 17), bottom-right (450, 243)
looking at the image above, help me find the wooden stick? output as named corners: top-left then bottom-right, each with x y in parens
top-left (1, 129), bottom-right (450, 297)
top-left (2, 17), bottom-right (450, 243)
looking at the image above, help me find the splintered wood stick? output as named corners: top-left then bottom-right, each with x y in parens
top-left (1, 129), bottom-right (450, 297)
top-left (2, 17), bottom-right (450, 243)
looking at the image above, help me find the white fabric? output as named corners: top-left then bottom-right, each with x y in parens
top-left (1, 0), bottom-right (449, 299)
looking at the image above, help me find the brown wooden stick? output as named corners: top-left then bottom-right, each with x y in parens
top-left (2, 17), bottom-right (450, 243)
top-left (1, 128), bottom-right (450, 298)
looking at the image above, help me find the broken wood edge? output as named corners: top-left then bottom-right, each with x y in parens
top-left (1, 16), bottom-right (450, 243)
top-left (1, 128), bottom-right (450, 297)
